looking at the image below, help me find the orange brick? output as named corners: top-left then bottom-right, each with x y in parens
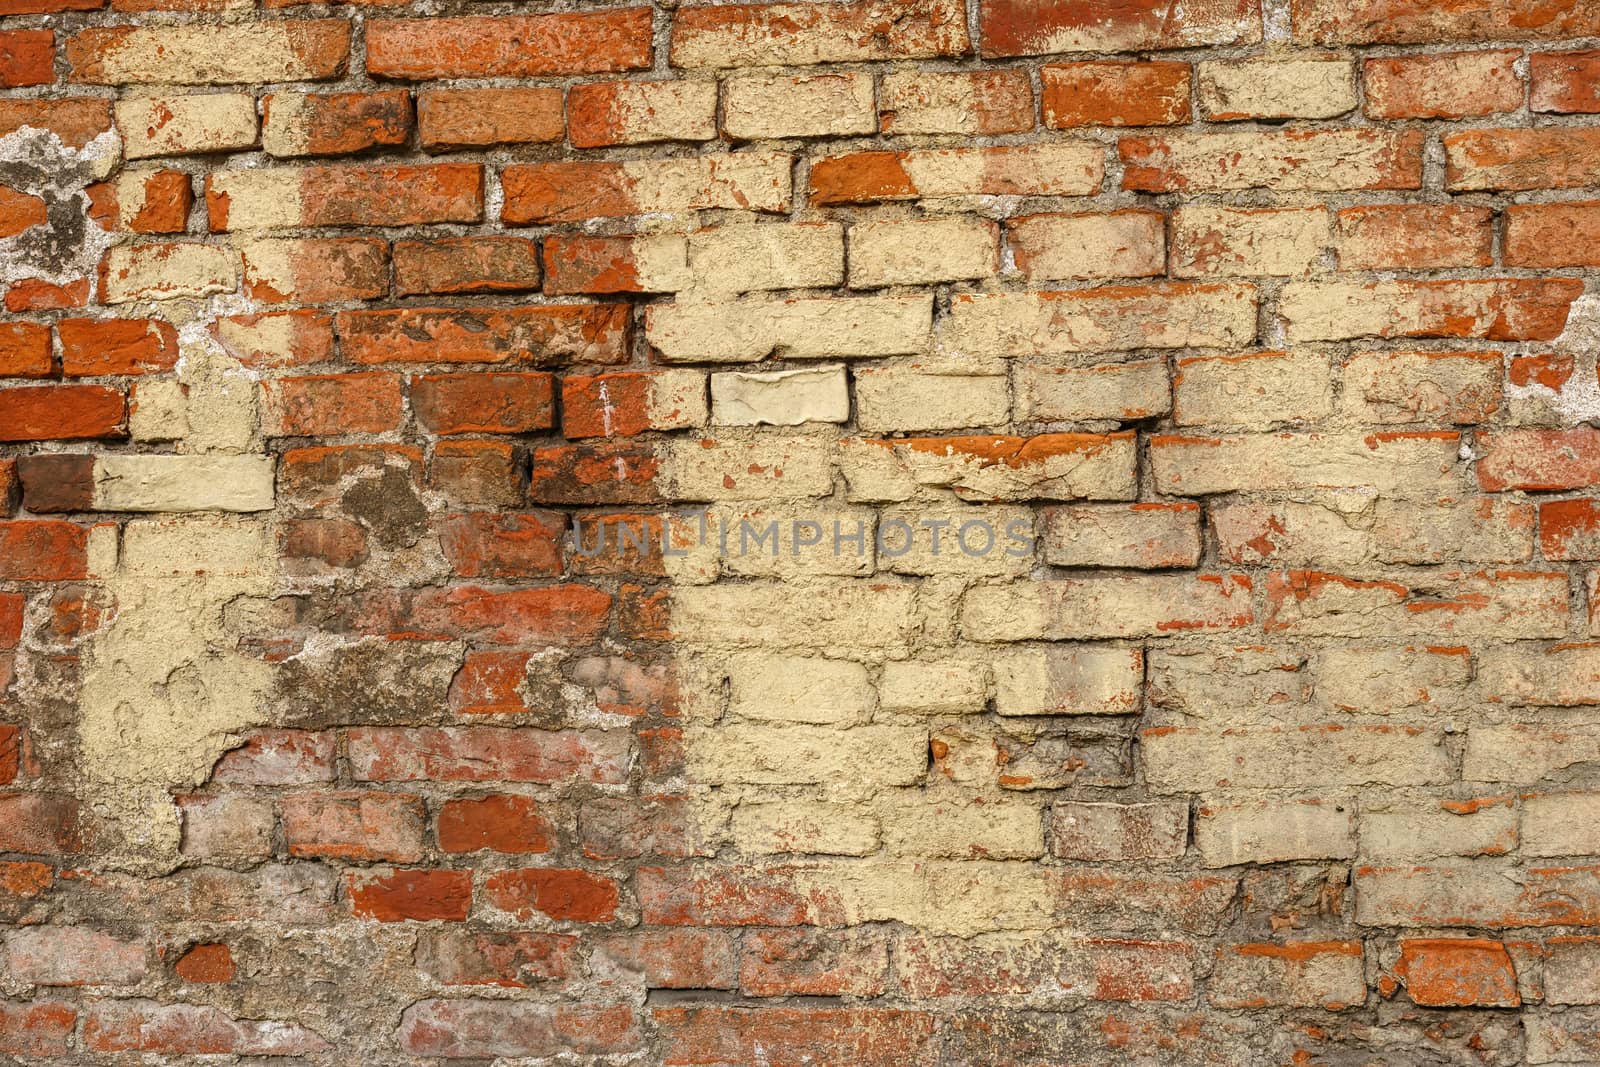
top-left (1042, 62), bottom-right (1193, 127)
top-left (1363, 51), bottom-right (1522, 118)
top-left (417, 87), bottom-right (563, 150)
top-left (1532, 50), bottom-right (1600, 113)
top-left (366, 9), bottom-right (652, 79)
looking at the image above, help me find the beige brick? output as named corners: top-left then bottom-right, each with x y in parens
top-left (102, 243), bottom-right (240, 303)
top-left (685, 724), bottom-right (927, 785)
top-left (725, 653), bottom-right (872, 724)
top-left (1148, 646), bottom-right (1310, 724)
top-left (1317, 646), bottom-right (1473, 714)
top-left (1197, 57), bottom-right (1357, 120)
top-left (1050, 801), bottom-right (1188, 861)
top-left (1544, 940), bottom-right (1600, 1005)
top-left (1477, 643), bottom-right (1600, 707)
top-left (1359, 796), bottom-right (1517, 861)
top-left (568, 79), bottom-right (718, 147)
top-left (93, 455), bottom-right (275, 513)
top-left (1044, 503), bottom-right (1202, 569)
top-left (707, 505), bottom-right (877, 580)
top-left (1279, 279), bottom-right (1583, 343)
top-left (963, 575), bottom-right (1253, 642)
top-left (711, 366), bottom-right (848, 426)
top-left (730, 802), bottom-right (881, 856)
top-left (687, 222), bottom-right (844, 293)
top-left (1007, 210), bottom-right (1165, 281)
top-left (879, 504), bottom-right (1034, 578)
top-left (1341, 350), bottom-right (1502, 425)
top-left (840, 433), bottom-right (1137, 504)
top-left (879, 70), bottom-right (1033, 135)
top-left (666, 436), bottom-right (834, 501)
top-left (116, 94), bottom-right (258, 159)
top-left (849, 217), bottom-right (998, 287)
top-left (992, 645), bottom-right (1142, 717)
top-left (855, 367), bottom-right (1009, 433)
top-left (880, 794), bottom-right (1044, 859)
top-left (944, 283), bottom-right (1257, 357)
top-left (1143, 725), bottom-right (1452, 791)
top-left (69, 22), bottom-right (349, 85)
top-left (723, 72), bottom-right (876, 139)
top-left (1171, 206), bottom-right (1330, 277)
top-left (879, 659), bottom-right (988, 715)
top-left (1150, 432), bottom-right (1461, 496)
top-left (1211, 942), bottom-right (1366, 1010)
top-left (1267, 571), bottom-right (1568, 640)
top-left (1173, 351), bottom-right (1332, 429)
top-left (1523, 793), bottom-right (1600, 857)
top-left (1194, 798), bottom-right (1355, 866)
top-left (1122, 129), bottom-right (1422, 192)
top-left (671, 580), bottom-right (918, 650)
top-left (1013, 359), bottom-right (1171, 422)
top-left (648, 294), bottom-right (931, 362)
top-left (1213, 496), bottom-right (1535, 567)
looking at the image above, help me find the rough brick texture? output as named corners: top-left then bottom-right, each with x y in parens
top-left (2, 0), bottom-right (1599, 1063)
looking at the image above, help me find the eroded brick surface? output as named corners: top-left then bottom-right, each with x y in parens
top-left (2, 1), bottom-right (1599, 1063)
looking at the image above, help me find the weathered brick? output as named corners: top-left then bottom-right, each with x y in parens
top-left (366, 9), bottom-right (652, 79)
top-left (240, 236), bottom-right (388, 303)
top-left (394, 237), bottom-right (539, 296)
top-left (881, 70), bottom-right (1032, 135)
top-left (1364, 51), bottom-right (1522, 119)
top-left (811, 143), bottom-right (1103, 203)
top-left (412, 372), bottom-right (554, 435)
top-left (945, 283), bottom-right (1258, 357)
top-left (1014, 358), bottom-right (1171, 422)
top-left (1122, 130), bottom-right (1424, 192)
top-left (398, 1000), bottom-right (638, 1058)
top-left (1336, 204), bottom-right (1494, 270)
top-left (1195, 798), bottom-right (1355, 866)
top-left (1144, 724), bottom-right (1450, 790)
top-left (1446, 129), bottom-right (1600, 190)
top-left (850, 217), bottom-right (998, 286)
top-left (0, 385), bottom-right (125, 441)
top-left (1198, 57), bottom-right (1356, 119)
top-left (1263, 569), bottom-right (1568, 639)
top-left (262, 89), bottom-right (411, 157)
top-left (339, 305), bottom-right (629, 366)
top-left (281, 791), bottom-right (424, 862)
top-left (503, 154), bottom-right (791, 223)
top-left (207, 163), bottom-right (482, 230)
top-left (262, 373), bottom-right (402, 436)
top-left (723, 73), bottom-right (875, 139)
top-left (101, 242), bottom-right (239, 302)
top-left (649, 294), bottom-right (929, 363)
top-left (115, 93), bottom-right (258, 158)
top-left (1505, 203), bottom-right (1600, 268)
top-left (1280, 279), bottom-right (1584, 342)
top-left (417, 87), bottom-right (563, 150)
top-left (1211, 942), bottom-right (1366, 1009)
top-left (983, 0), bottom-right (1260, 56)
top-left (1215, 497), bottom-right (1534, 567)
top-left (992, 645), bottom-right (1142, 716)
top-left (69, 22), bottom-right (350, 84)
top-left (1479, 429), bottom-right (1600, 491)
top-left (1009, 210), bottom-right (1165, 281)
top-left (671, 0), bottom-right (968, 67)
top-left (1044, 503), bottom-right (1202, 569)
top-left (568, 80), bottom-right (717, 147)
top-left (1042, 61), bottom-right (1192, 127)
top-left (1533, 50), bottom-right (1600, 113)
top-left (1293, 0), bottom-right (1600, 44)
top-left (1171, 206), bottom-right (1329, 277)
top-left (963, 575), bottom-right (1254, 641)
top-left (1173, 351), bottom-right (1331, 429)
top-left (854, 366), bottom-right (1008, 433)
top-left (1050, 801), bottom-right (1187, 861)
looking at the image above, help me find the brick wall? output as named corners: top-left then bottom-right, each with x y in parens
top-left (2, 0), bottom-right (1600, 1061)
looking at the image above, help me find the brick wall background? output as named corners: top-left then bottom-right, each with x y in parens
top-left (2, 0), bottom-right (1600, 1062)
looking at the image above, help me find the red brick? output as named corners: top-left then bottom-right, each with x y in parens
top-left (175, 943), bottom-right (234, 983)
top-left (448, 651), bottom-right (532, 715)
top-left (212, 309), bottom-right (334, 369)
top-left (206, 163), bottom-right (481, 230)
top-left (262, 89), bottom-right (411, 156)
top-left (1392, 938), bottom-right (1519, 1007)
top-left (0, 385), bottom-right (124, 441)
top-left (346, 868), bottom-right (471, 922)
top-left (241, 236), bottom-right (388, 303)
top-left (0, 186), bottom-right (47, 239)
top-left (0, 793), bottom-right (82, 853)
top-left (1294, 0), bottom-right (1600, 44)
top-left (417, 87), bottom-right (563, 150)
top-left (7, 276), bottom-right (91, 311)
top-left (0, 521), bottom-right (90, 580)
top-left (529, 442), bottom-right (662, 505)
top-left (348, 725), bottom-right (629, 784)
top-left (338, 305), bottom-right (629, 367)
top-left (280, 517), bottom-right (367, 571)
top-left (0, 726), bottom-right (15, 785)
top-left (429, 440), bottom-right (523, 508)
top-left (1335, 204), bottom-right (1494, 270)
top-left (568, 80), bottom-right (717, 147)
top-left (96, 169), bottom-right (193, 234)
top-left (1533, 50), bottom-right (1600, 113)
top-left (261, 373), bottom-right (402, 436)
top-left (562, 372), bottom-right (693, 437)
top-left (437, 794), bottom-right (553, 854)
top-left (1363, 51), bottom-right (1522, 118)
top-left (672, 0), bottom-right (968, 66)
top-left (742, 928), bottom-right (890, 997)
top-left (0, 322), bottom-right (50, 378)
top-left (0, 1003), bottom-right (76, 1057)
top-left (984, 0), bottom-right (1258, 56)
top-left (367, 9), bottom-right (652, 79)
top-left (412, 372), bottom-right (554, 435)
top-left (483, 867), bottom-right (619, 921)
top-left (1479, 430), bottom-right (1600, 492)
top-left (544, 235), bottom-right (685, 295)
top-left (0, 98), bottom-right (109, 148)
top-left (399, 1000), bottom-right (639, 1058)
top-left (1506, 203), bottom-right (1600, 268)
top-left (438, 512), bottom-right (564, 579)
top-left (595, 929), bottom-right (738, 989)
top-left (415, 930), bottom-right (578, 986)
top-left (282, 791), bottom-right (425, 862)
top-left (1043, 61), bottom-right (1193, 127)
top-left (211, 730), bottom-right (336, 785)
top-left (1, 0), bottom-right (99, 11)
top-left (394, 236), bottom-right (539, 296)
top-left (1542, 499), bottom-right (1600, 561)
top-left (1510, 353), bottom-right (1574, 392)
top-left (0, 30), bottom-right (53, 88)
top-left (1446, 129), bottom-right (1600, 191)
top-left (58, 317), bottom-right (178, 376)
top-left (84, 1002), bottom-right (328, 1055)
top-left (655, 1006), bottom-right (938, 1067)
